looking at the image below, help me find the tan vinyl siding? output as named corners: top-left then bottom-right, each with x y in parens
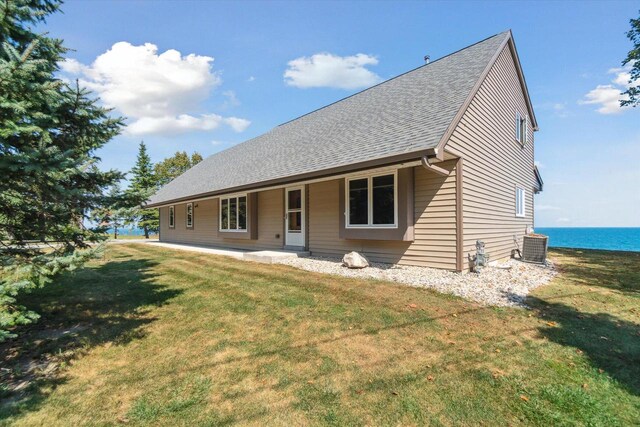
top-left (308, 162), bottom-right (458, 269)
top-left (307, 178), bottom-right (408, 264)
top-left (446, 45), bottom-right (535, 266)
top-left (159, 199), bottom-right (219, 246)
top-left (255, 189), bottom-right (285, 249)
top-left (159, 189), bottom-right (284, 250)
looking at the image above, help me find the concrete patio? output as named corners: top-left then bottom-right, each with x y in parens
top-left (116, 240), bottom-right (309, 264)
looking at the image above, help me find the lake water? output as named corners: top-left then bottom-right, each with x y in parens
top-left (105, 228), bottom-right (157, 236)
top-left (535, 227), bottom-right (640, 252)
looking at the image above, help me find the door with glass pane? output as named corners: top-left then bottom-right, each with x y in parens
top-left (285, 187), bottom-right (304, 247)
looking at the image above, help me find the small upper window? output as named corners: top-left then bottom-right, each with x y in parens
top-left (347, 172), bottom-right (397, 228)
top-left (516, 112), bottom-right (528, 145)
top-left (515, 187), bottom-right (525, 217)
top-left (220, 195), bottom-right (247, 231)
top-left (169, 205), bottom-right (175, 228)
top-left (186, 203), bottom-right (194, 228)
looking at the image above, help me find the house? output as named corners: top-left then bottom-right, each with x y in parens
top-left (146, 30), bottom-right (543, 272)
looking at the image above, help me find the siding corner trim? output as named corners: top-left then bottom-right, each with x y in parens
top-left (455, 158), bottom-right (464, 272)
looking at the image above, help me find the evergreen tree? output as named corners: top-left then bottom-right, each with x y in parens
top-left (154, 151), bottom-right (203, 187)
top-left (130, 141), bottom-right (155, 191)
top-left (125, 141), bottom-right (158, 238)
top-left (92, 184), bottom-right (128, 240)
top-left (621, 10), bottom-right (640, 107)
top-left (0, 0), bottom-right (123, 340)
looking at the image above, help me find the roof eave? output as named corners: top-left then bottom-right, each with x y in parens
top-left (428, 32), bottom-right (512, 158)
top-left (534, 165), bottom-right (544, 193)
top-left (145, 149), bottom-right (428, 208)
top-left (507, 31), bottom-right (539, 130)
top-left (433, 30), bottom-right (539, 158)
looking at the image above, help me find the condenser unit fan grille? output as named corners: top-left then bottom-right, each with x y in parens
top-left (522, 235), bottom-right (548, 264)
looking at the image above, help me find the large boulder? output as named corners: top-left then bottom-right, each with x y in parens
top-left (342, 251), bottom-right (369, 269)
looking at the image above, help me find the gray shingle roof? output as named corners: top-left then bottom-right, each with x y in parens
top-left (148, 31), bottom-right (509, 206)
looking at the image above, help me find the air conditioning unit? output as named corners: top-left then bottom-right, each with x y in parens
top-left (522, 234), bottom-right (548, 264)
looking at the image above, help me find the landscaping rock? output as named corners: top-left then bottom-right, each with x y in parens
top-left (342, 251), bottom-right (369, 269)
top-left (276, 256), bottom-right (556, 307)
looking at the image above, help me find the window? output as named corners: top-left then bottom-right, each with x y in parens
top-left (515, 187), bottom-right (525, 217)
top-left (372, 175), bottom-right (395, 224)
top-left (515, 111), bottom-right (527, 145)
top-left (169, 205), bottom-right (175, 228)
top-left (349, 178), bottom-right (368, 225)
top-left (220, 195), bottom-right (247, 231)
top-left (186, 203), bottom-right (194, 228)
top-left (346, 172), bottom-right (397, 228)
top-left (287, 189), bottom-right (302, 232)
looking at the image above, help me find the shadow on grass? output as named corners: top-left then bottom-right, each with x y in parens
top-left (0, 256), bottom-right (181, 420)
top-left (525, 295), bottom-right (640, 396)
top-left (512, 249), bottom-right (640, 396)
top-left (551, 248), bottom-right (640, 296)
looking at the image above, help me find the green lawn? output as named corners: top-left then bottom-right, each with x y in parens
top-left (1, 245), bottom-right (639, 426)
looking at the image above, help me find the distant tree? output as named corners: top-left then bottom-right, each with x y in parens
top-left (0, 1), bottom-right (123, 341)
top-left (92, 184), bottom-right (128, 239)
top-left (154, 151), bottom-right (203, 187)
top-left (125, 142), bottom-right (158, 238)
top-left (621, 10), bottom-right (640, 107)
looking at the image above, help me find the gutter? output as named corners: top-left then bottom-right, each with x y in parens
top-left (420, 147), bottom-right (453, 177)
top-left (423, 148), bottom-right (465, 272)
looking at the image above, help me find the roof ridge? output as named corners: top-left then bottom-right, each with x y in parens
top-left (277, 30), bottom-right (511, 127)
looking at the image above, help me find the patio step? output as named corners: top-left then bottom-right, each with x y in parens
top-left (244, 250), bottom-right (309, 264)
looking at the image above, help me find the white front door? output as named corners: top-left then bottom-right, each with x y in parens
top-left (285, 186), bottom-right (305, 248)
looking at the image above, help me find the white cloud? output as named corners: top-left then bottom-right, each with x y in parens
top-left (126, 114), bottom-right (215, 135)
top-left (223, 117), bottom-right (251, 132)
top-left (126, 114), bottom-right (250, 136)
top-left (60, 58), bottom-right (85, 74)
top-left (534, 160), bottom-right (544, 169)
top-left (60, 42), bottom-right (250, 136)
top-left (247, 76), bottom-right (255, 82)
top-left (579, 66), bottom-right (632, 115)
top-left (610, 67), bottom-right (632, 87)
top-left (556, 217), bottom-right (571, 223)
top-left (580, 85), bottom-right (629, 114)
top-left (284, 52), bottom-right (382, 89)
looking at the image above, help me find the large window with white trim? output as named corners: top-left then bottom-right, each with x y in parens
top-left (346, 172), bottom-right (397, 228)
top-left (169, 206), bottom-right (175, 228)
top-left (186, 203), bottom-right (194, 228)
top-left (220, 195), bottom-right (247, 231)
top-left (515, 187), bottom-right (526, 217)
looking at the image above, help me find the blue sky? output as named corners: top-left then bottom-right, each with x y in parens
top-left (43, 1), bottom-right (639, 227)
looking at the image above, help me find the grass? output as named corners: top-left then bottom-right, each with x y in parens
top-left (1, 245), bottom-right (638, 426)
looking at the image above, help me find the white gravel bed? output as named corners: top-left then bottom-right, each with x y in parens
top-left (275, 256), bottom-right (557, 307)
